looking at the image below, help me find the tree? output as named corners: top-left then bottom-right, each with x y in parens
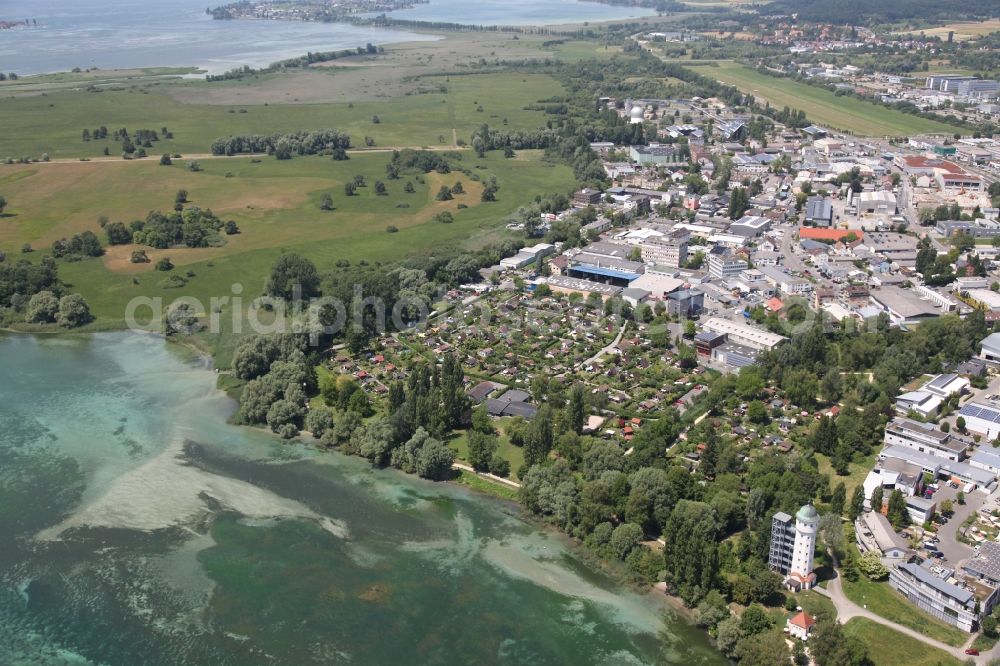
top-left (25, 291), bottom-right (59, 323)
top-left (870, 486), bottom-right (884, 513)
top-left (819, 512), bottom-right (844, 554)
top-left (105, 221), bottom-right (132, 245)
top-left (320, 193), bottom-right (334, 210)
top-left (519, 459), bottom-right (578, 527)
top-left (714, 616), bottom-right (742, 658)
top-left (734, 631), bottom-right (790, 666)
top-left (451, 181), bottom-right (464, 195)
top-left (0, 195), bottom-right (6, 214)
top-left (727, 186), bottom-right (749, 220)
top-left (56, 294), bottom-right (91, 328)
top-left (159, 153), bottom-right (171, 166)
top-left (739, 604), bottom-right (772, 636)
top-left (404, 181), bottom-right (415, 194)
top-left (567, 383), bottom-right (586, 434)
top-left (849, 485), bottom-right (865, 521)
top-left (940, 498), bottom-right (954, 515)
top-left (662, 500), bottom-right (720, 604)
top-left (264, 253), bottom-right (320, 301)
top-left (886, 489), bottom-right (910, 529)
top-left (857, 550), bottom-right (888, 580)
top-left (736, 368), bottom-right (764, 399)
top-left (956, 416), bottom-right (967, 433)
top-left (416, 438), bottom-right (455, 480)
top-left (810, 620), bottom-right (870, 666)
top-left (830, 482), bottom-right (846, 516)
top-left (435, 185), bottom-right (453, 201)
top-left (746, 400), bottom-right (768, 424)
top-left (344, 182), bottom-right (356, 196)
top-left (468, 431), bottom-right (498, 472)
top-left (305, 408), bottom-right (335, 438)
top-left (982, 614), bottom-right (998, 638)
top-left (609, 523), bottom-right (644, 560)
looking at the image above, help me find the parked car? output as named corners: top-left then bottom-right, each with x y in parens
top-left (966, 648), bottom-right (980, 656)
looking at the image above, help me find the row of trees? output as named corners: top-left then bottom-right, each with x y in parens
top-left (209, 129), bottom-right (351, 158)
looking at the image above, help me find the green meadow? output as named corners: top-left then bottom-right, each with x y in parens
top-left (1, 151), bottom-right (574, 332)
top-left (0, 71), bottom-right (565, 159)
top-left (685, 61), bottom-right (957, 136)
top-left (842, 618), bottom-right (964, 666)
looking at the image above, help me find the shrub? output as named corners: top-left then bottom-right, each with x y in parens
top-left (155, 257), bottom-right (174, 271)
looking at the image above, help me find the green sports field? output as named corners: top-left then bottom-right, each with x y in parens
top-left (685, 62), bottom-right (957, 136)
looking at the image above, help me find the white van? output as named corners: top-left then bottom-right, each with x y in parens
top-left (963, 482), bottom-right (977, 494)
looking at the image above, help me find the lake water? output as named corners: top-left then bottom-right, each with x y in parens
top-left (0, 0), bottom-right (654, 75)
top-left (0, 331), bottom-right (723, 665)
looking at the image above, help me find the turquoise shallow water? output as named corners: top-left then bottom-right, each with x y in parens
top-left (0, 332), bottom-right (724, 665)
top-left (0, 0), bottom-right (653, 75)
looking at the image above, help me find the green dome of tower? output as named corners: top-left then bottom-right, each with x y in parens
top-left (796, 504), bottom-right (819, 524)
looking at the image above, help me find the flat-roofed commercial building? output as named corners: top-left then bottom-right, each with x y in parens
top-left (958, 400), bottom-right (1000, 440)
top-left (870, 286), bottom-right (942, 327)
top-left (708, 254), bottom-right (749, 280)
top-left (881, 445), bottom-right (995, 487)
top-left (702, 317), bottom-right (787, 351)
top-left (640, 235), bottom-right (688, 268)
top-left (883, 418), bottom-right (969, 462)
top-left (889, 563), bottom-right (979, 632)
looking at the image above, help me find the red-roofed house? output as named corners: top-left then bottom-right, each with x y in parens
top-left (766, 297), bottom-right (784, 313)
top-left (786, 611), bottom-right (816, 640)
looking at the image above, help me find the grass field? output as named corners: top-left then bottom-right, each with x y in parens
top-left (842, 618), bottom-right (963, 666)
top-left (816, 450), bottom-right (878, 503)
top-left (449, 417), bottom-right (527, 480)
top-left (840, 562), bottom-right (968, 647)
top-left (685, 62), bottom-right (957, 136)
top-left (1, 150), bottom-right (575, 333)
top-left (0, 71), bottom-right (565, 159)
top-left (898, 19), bottom-right (1000, 42)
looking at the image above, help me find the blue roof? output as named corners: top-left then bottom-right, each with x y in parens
top-left (960, 402), bottom-right (1000, 425)
top-left (570, 265), bottom-right (640, 281)
top-left (972, 448), bottom-right (1000, 469)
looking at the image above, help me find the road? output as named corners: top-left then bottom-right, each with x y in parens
top-left (577, 322), bottom-right (628, 370)
top-left (817, 553), bottom-right (981, 662)
top-left (452, 461), bottom-right (521, 489)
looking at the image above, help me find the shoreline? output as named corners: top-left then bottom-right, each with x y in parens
top-left (3, 323), bottom-right (712, 652)
top-left (0, 8), bottom-right (670, 79)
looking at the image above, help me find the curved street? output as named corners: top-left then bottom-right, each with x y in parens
top-left (816, 555), bottom-right (982, 663)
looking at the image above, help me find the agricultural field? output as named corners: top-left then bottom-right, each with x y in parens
top-left (898, 19), bottom-right (1000, 41)
top-left (842, 618), bottom-right (964, 666)
top-left (685, 61), bottom-right (958, 136)
top-left (0, 70), bottom-right (565, 160)
top-left (0, 151), bottom-right (575, 330)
